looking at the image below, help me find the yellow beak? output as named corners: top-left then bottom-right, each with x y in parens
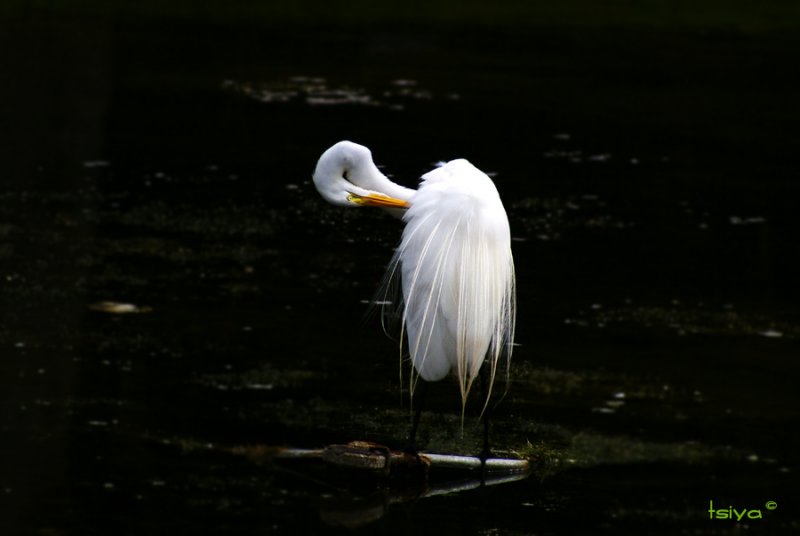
top-left (347, 192), bottom-right (410, 209)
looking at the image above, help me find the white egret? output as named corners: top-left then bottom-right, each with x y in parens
top-left (312, 141), bottom-right (516, 429)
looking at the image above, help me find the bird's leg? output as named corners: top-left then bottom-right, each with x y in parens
top-left (406, 380), bottom-right (429, 454)
top-left (479, 363), bottom-right (493, 465)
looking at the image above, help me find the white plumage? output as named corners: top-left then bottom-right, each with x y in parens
top-left (312, 141), bottom-right (516, 412)
top-left (394, 159), bottom-right (515, 406)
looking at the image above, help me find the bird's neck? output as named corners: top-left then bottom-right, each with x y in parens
top-left (354, 165), bottom-right (415, 202)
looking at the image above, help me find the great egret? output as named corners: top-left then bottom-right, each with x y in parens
top-left (312, 141), bottom-right (516, 426)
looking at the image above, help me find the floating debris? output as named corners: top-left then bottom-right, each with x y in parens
top-left (87, 420), bottom-right (110, 427)
top-left (574, 304), bottom-right (799, 339)
top-left (88, 301), bottom-right (152, 314)
top-left (83, 160), bottom-right (110, 168)
top-left (360, 299), bottom-right (393, 305)
top-left (273, 441), bottom-right (530, 475)
top-left (222, 76), bottom-right (442, 109)
top-left (391, 79), bottom-right (417, 87)
top-left (759, 329), bottom-right (783, 338)
top-left (245, 383), bottom-right (274, 391)
top-left (729, 216), bottom-right (766, 226)
top-left (542, 149), bottom-right (583, 161)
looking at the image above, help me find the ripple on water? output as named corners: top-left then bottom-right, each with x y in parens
top-left (510, 194), bottom-right (634, 241)
top-left (221, 76), bottom-right (453, 110)
top-left (564, 302), bottom-right (798, 339)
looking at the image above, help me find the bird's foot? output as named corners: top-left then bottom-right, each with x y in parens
top-left (402, 443), bottom-right (422, 461)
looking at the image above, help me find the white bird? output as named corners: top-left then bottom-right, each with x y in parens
top-left (312, 140), bottom-right (516, 416)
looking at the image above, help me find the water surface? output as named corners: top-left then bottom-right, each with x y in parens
top-left (1, 6), bottom-right (799, 535)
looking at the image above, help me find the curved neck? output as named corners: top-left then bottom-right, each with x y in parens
top-left (313, 141), bottom-right (415, 207)
top-left (352, 162), bottom-right (415, 202)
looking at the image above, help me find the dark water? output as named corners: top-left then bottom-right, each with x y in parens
top-left (2, 6), bottom-right (799, 535)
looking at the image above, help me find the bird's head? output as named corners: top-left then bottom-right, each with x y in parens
top-left (312, 141), bottom-right (411, 209)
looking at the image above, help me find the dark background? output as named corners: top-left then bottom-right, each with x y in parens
top-left (1, 1), bottom-right (798, 534)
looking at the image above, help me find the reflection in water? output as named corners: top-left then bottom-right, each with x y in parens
top-left (171, 438), bottom-right (530, 528)
top-left (317, 470), bottom-right (530, 529)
